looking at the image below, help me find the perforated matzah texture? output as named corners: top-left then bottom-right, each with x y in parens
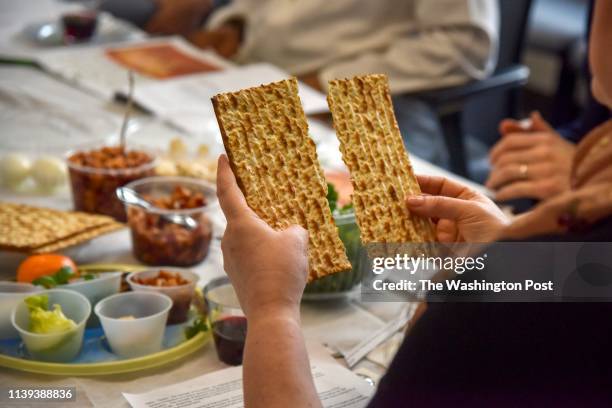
top-left (327, 74), bottom-right (436, 244)
top-left (0, 202), bottom-right (123, 252)
top-left (212, 78), bottom-right (351, 281)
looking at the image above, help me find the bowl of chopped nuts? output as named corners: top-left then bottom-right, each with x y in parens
top-left (126, 268), bottom-right (199, 324)
top-left (66, 143), bottom-right (157, 221)
top-left (120, 176), bottom-right (216, 267)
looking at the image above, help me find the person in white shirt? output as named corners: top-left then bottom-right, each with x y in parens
top-left (188, 0), bottom-right (499, 167)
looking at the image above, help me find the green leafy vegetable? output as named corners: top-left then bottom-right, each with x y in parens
top-left (327, 183), bottom-right (339, 213)
top-left (82, 273), bottom-right (96, 281)
top-left (338, 202), bottom-right (354, 215)
top-left (184, 317), bottom-right (209, 340)
top-left (31, 266), bottom-right (87, 288)
top-left (25, 294), bottom-right (77, 334)
top-left (25, 294), bottom-right (48, 310)
top-left (54, 267), bottom-right (76, 284)
top-left (32, 275), bottom-right (58, 289)
top-left (327, 182), bottom-right (355, 215)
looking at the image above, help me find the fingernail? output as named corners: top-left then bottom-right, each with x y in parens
top-left (407, 195), bottom-right (425, 206)
top-left (218, 154), bottom-right (229, 167)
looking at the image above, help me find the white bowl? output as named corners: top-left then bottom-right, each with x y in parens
top-left (11, 289), bottom-right (91, 362)
top-left (0, 282), bottom-right (41, 340)
top-left (94, 292), bottom-right (172, 358)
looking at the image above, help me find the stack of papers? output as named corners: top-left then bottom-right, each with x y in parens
top-left (36, 37), bottom-right (231, 99)
top-left (123, 344), bottom-right (373, 408)
top-left (36, 37), bottom-right (329, 135)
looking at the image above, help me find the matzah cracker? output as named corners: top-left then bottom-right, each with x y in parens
top-left (32, 222), bottom-right (124, 253)
top-left (212, 78), bottom-right (351, 281)
top-left (327, 74), bottom-right (436, 244)
top-left (0, 202), bottom-right (122, 252)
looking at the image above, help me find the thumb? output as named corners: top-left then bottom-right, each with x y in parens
top-left (216, 154), bottom-right (255, 221)
top-left (406, 195), bottom-right (475, 221)
top-left (530, 111), bottom-right (554, 132)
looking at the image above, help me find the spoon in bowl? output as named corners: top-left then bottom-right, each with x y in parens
top-left (116, 187), bottom-right (197, 230)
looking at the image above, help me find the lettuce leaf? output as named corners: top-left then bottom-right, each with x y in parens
top-left (25, 294), bottom-right (77, 334)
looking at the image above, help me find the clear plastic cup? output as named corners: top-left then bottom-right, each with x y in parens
top-left (94, 292), bottom-right (172, 358)
top-left (204, 277), bottom-right (247, 366)
top-left (0, 282), bottom-right (41, 340)
top-left (66, 142), bottom-right (157, 221)
top-left (64, 271), bottom-right (122, 327)
top-left (11, 289), bottom-right (91, 362)
top-left (126, 269), bottom-right (199, 324)
top-left (121, 176), bottom-right (216, 266)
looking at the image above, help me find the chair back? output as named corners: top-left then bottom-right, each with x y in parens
top-left (496, 0), bottom-right (533, 70)
top-left (463, 0), bottom-right (533, 150)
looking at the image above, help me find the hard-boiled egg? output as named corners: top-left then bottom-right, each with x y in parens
top-left (0, 153), bottom-right (31, 187)
top-left (31, 156), bottom-right (66, 190)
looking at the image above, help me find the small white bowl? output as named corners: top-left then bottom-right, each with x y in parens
top-left (11, 289), bottom-right (91, 362)
top-left (0, 282), bottom-right (41, 340)
top-left (94, 291), bottom-right (172, 358)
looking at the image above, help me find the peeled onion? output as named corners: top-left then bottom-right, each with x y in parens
top-left (0, 153), bottom-right (31, 187)
top-left (31, 156), bottom-right (66, 190)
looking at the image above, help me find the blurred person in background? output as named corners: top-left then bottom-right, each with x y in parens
top-left (186, 0), bottom-right (499, 168)
top-left (486, 0), bottom-right (610, 204)
top-left (99, 0), bottom-right (229, 35)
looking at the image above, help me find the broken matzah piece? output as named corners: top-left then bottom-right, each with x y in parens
top-left (0, 202), bottom-right (123, 252)
top-left (327, 74), bottom-right (436, 244)
top-left (212, 78), bottom-right (351, 281)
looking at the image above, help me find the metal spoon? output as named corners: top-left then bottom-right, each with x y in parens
top-left (116, 187), bottom-right (198, 230)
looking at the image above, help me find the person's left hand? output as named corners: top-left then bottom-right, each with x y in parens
top-left (406, 175), bottom-right (509, 243)
top-left (146, 0), bottom-right (212, 35)
top-left (216, 155), bottom-right (309, 321)
top-left (486, 112), bottom-right (576, 202)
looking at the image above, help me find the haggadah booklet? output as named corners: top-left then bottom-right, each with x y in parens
top-left (123, 344), bottom-right (373, 408)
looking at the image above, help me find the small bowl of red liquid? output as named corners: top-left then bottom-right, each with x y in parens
top-left (203, 277), bottom-right (247, 366)
top-left (61, 11), bottom-right (98, 43)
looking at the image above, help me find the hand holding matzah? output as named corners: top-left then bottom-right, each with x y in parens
top-left (406, 175), bottom-right (509, 243)
top-left (217, 155), bottom-right (309, 319)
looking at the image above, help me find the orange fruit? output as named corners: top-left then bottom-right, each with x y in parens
top-left (16, 254), bottom-right (78, 283)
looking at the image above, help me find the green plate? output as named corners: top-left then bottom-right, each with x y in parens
top-left (0, 331), bottom-right (210, 376)
top-left (0, 263), bottom-right (210, 376)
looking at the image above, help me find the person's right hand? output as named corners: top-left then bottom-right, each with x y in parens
top-left (406, 175), bottom-right (509, 243)
top-left (146, 0), bottom-right (212, 36)
top-left (216, 155), bottom-right (309, 321)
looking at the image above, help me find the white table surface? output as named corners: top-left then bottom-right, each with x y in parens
top-left (0, 3), bottom-right (489, 406)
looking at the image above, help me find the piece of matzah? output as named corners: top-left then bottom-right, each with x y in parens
top-left (0, 202), bottom-right (122, 252)
top-left (212, 78), bottom-right (351, 281)
top-left (32, 222), bottom-right (125, 254)
top-left (327, 74), bottom-right (436, 244)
